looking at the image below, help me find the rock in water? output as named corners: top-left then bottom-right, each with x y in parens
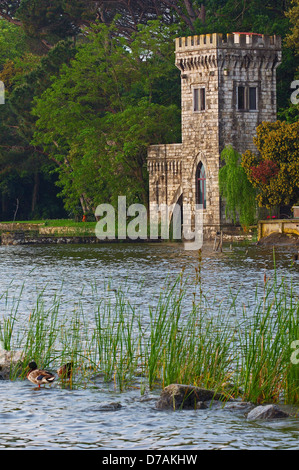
top-left (0, 348), bottom-right (24, 379)
top-left (87, 402), bottom-right (122, 412)
top-left (246, 404), bottom-right (290, 421)
top-left (156, 384), bottom-right (227, 410)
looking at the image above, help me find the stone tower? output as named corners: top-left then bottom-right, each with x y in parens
top-left (147, 32), bottom-right (282, 239)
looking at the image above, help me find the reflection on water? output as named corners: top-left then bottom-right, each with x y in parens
top-left (1, 242), bottom-right (297, 307)
top-left (0, 241), bottom-right (299, 450)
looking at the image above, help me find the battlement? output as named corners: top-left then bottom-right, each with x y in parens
top-left (175, 32), bottom-right (281, 52)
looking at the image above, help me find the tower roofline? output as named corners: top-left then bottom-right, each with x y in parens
top-left (175, 33), bottom-right (281, 52)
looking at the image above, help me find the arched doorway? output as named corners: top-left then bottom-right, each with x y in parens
top-left (196, 162), bottom-right (206, 209)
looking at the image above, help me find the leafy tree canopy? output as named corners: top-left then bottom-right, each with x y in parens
top-left (242, 121), bottom-right (299, 208)
top-left (219, 146), bottom-right (257, 228)
top-left (0, 1), bottom-right (292, 41)
top-left (285, 0), bottom-right (299, 53)
top-left (0, 25), bottom-right (75, 221)
top-left (0, 0), bottom-right (298, 220)
top-left (31, 22), bottom-right (181, 214)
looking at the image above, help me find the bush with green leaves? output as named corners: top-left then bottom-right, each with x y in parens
top-left (219, 146), bottom-right (257, 229)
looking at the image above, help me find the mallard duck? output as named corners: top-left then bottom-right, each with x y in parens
top-left (57, 362), bottom-right (73, 380)
top-left (27, 361), bottom-right (55, 388)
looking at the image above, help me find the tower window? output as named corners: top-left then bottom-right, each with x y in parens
top-left (196, 162), bottom-right (206, 209)
top-left (237, 85), bottom-right (258, 111)
top-left (200, 88), bottom-right (206, 110)
top-left (249, 87), bottom-right (257, 110)
top-left (237, 86), bottom-right (245, 110)
top-left (194, 88), bottom-right (199, 111)
top-left (193, 87), bottom-right (206, 112)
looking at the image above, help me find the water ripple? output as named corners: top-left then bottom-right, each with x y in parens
top-left (0, 243), bottom-right (298, 449)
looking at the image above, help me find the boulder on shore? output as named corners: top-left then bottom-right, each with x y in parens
top-left (156, 384), bottom-right (228, 410)
top-left (246, 404), bottom-right (290, 421)
top-left (0, 347), bottom-right (24, 380)
top-left (257, 232), bottom-right (299, 247)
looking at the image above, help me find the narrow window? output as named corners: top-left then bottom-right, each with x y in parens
top-left (193, 88), bottom-right (205, 112)
top-left (238, 86), bottom-right (245, 110)
top-left (249, 87), bottom-right (257, 110)
top-left (237, 85), bottom-right (258, 111)
top-left (200, 88), bottom-right (206, 111)
top-left (193, 88), bottom-right (199, 112)
top-left (196, 163), bottom-right (206, 209)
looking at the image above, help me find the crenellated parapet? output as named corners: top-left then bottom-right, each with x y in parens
top-left (175, 32), bottom-right (281, 52)
top-left (175, 33), bottom-right (282, 72)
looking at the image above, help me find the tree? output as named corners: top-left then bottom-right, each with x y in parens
top-left (219, 146), bottom-right (257, 229)
top-left (0, 0), bottom-right (187, 44)
top-left (0, 1), bottom-right (22, 26)
top-left (0, 97), bottom-right (66, 220)
top-left (0, 18), bottom-right (29, 67)
top-left (31, 22), bottom-right (181, 215)
top-left (242, 120), bottom-right (299, 208)
top-left (1, 0), bottom-right (298, 220)
top-left (0, 25), bottom-right (76, 221)
top-left (285, 0), bottom-right (299, 53)
top-left (16, 0), bottom-right (80, 43)
top-left (281, 0), bottom-right (299, 122)
top-left (101, 100), bottom-right (180, 207)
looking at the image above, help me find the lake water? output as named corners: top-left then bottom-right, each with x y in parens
top-left (0, 241), bottom-right (299, 450)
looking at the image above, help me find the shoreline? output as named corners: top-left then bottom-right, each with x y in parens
top-left (0, 221), bottom-right (254, 246)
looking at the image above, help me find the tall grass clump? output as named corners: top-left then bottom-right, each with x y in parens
top-left (92, 287), bottom-right (143, 390)
top-left (281, 282), bottom-right (299, 404)
top-left (144, 275), bottom-right (236, 392)
top-left (236, 273), bottom-right (299, 404)
top-left (0, 283), bottom-right (24, 350)
top-left (21, 289), bottom-right (60, 368)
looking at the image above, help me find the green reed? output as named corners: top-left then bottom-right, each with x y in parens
top-left (22, 289), bottom-right (60, 367)
top-left (142, 274), bottom-right (236, 392)
top-left (0, 282), bottom-right (24, 351)
top-left (91, 286), bottom-right (142, 389)
top-left (0, 267), bottom-right (299, 405)
top-left (235, 274), bottom-right (299, 404)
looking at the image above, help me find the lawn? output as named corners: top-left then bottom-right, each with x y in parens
top-left (0, 219), bottom-right (97, 228)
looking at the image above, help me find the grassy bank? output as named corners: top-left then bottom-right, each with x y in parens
top-left (0, 270), bottom-right (299, 404)
top-left (0, 219), bottom-right (97, 238)
top-left (0, 219), bottom-right (96, 227)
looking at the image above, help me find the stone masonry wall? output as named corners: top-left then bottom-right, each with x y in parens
top-left (148, 33), bottom-right (282, 239)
